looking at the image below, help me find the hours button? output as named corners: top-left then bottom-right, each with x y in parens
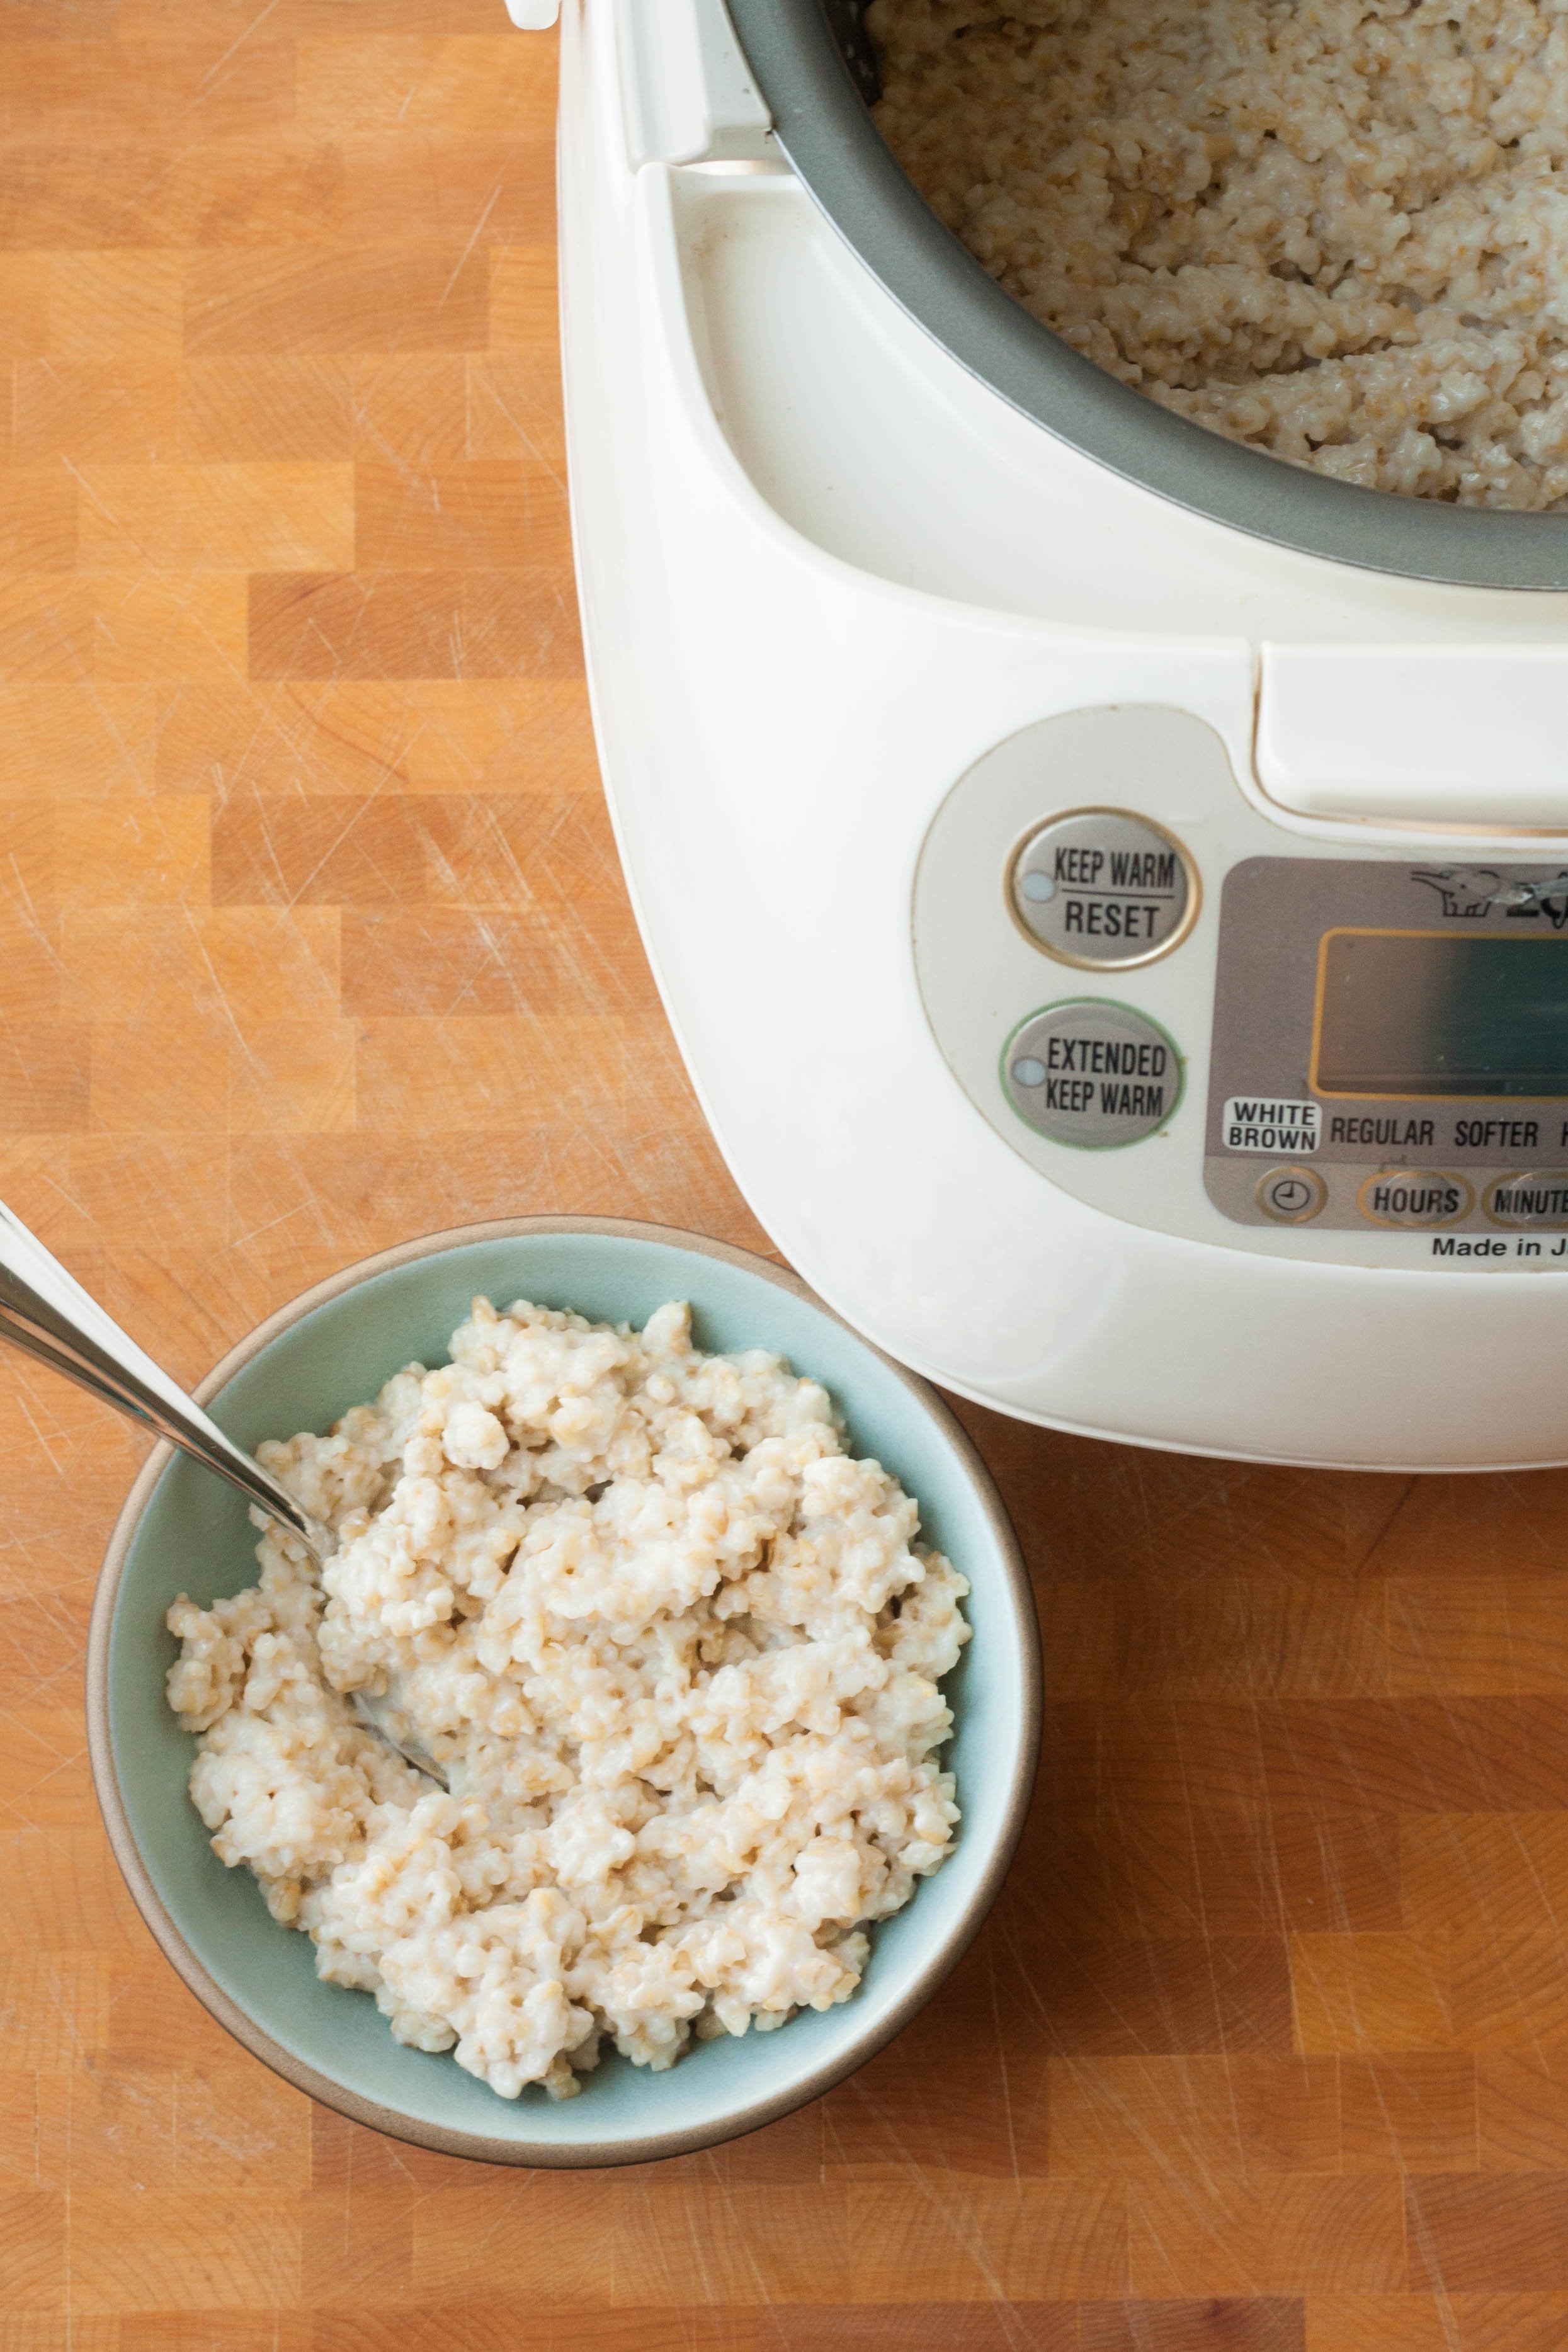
top-left (1008, 809), bottom-right (1198, 969)
top-left (1358, 1171), bottom-right (1472, 1228)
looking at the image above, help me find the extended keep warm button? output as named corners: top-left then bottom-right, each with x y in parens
top-left (1004, 999), bottom-right (1183, 1148)
top-left (1358, 1170), bottom-right (1473, 1227)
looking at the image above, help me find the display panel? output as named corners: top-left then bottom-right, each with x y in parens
top-left (1314, 929), bottom-right (1568, 1098)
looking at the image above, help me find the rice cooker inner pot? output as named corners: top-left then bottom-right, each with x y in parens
top-left (725, 0), bottom-right (1568, 592)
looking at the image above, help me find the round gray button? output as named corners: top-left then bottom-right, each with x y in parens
top-left (1009, 808), bottom-right (1196, 967)
top-left (1256, 1166), bottom-right (1327, 1223)
top-left (1004, 1000), bottom-right (1182, 1148)
top-left (1485, 1173), bottom-right (1568, 1229)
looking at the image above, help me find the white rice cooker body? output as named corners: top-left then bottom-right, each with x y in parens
top-left (552, 0), bottom-right (1568, 1469)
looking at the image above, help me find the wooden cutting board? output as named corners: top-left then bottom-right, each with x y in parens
top-left (3, 6), bottom-right (1567, 2346)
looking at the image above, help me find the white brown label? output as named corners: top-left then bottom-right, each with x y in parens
top-left (1222, 1098), bottom-right (1322, 1154)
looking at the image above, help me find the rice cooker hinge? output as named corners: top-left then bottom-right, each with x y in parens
top-left (612, 0), bottom-right (774, 169)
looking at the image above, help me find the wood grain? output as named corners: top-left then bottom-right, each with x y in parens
top-left (6, 4), bottom-right (1568, 2345)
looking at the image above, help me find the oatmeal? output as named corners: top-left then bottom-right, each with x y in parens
top-left (868, 0), bottom-right (1568, 504)
top-left (165, 1298), bottom-right (969, 2100)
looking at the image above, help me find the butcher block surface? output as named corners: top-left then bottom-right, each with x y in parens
top-left (4, 5), bottom-right (1568, 2346)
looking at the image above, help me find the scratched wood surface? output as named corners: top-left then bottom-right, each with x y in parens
top-left (4, 4), bottom-right (1568, 2347)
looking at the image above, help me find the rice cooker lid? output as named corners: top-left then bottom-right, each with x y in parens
top-left (725, 0), bottom-right (1568, 593)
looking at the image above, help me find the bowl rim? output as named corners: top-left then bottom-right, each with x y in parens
top-left (86, 1213), bottom-right (1042, 2169)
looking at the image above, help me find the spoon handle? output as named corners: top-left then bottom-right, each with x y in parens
top-left (0, 1198), bottom-right (325, 1557)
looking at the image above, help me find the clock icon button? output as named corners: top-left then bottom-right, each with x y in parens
top-left (1257, 1167), bottom-right (1327, 1223)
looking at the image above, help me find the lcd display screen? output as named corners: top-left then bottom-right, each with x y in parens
top-left (1315, 930), bottom-right (1568, 1097)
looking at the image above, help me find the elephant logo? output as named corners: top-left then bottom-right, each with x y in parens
top-left (1411, 866), bottom-right (1568, 927)
top-left (1411, 866), bottom-right (1502, 917)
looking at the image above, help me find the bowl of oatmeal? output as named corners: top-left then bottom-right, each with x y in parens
top-left (87, 1219), bottom-right (1039, 2167)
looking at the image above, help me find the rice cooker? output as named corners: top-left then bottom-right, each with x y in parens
top-left (510, 0), bottom-right (1568, 1470)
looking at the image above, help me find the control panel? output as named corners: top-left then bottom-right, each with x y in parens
top-left (1205, 856), bottom-right (1568, 1242)
top-left (911, 703), bottom-right (1568, 1270)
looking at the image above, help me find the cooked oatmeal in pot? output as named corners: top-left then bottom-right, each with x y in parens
top-left (869, 0), bottom-right (1568, 504)
top-left (165, 1298), bottom-right (969, 2100)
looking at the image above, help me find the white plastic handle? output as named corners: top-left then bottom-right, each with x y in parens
top-left (506, 0), bottom-right (560, 23)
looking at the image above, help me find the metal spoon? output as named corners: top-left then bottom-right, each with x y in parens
top-left (0, 1196), bottom-right (446, 1787)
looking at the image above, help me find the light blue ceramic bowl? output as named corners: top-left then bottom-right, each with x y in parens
top-left (88, 1219), bottom-right (1040, 2167)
